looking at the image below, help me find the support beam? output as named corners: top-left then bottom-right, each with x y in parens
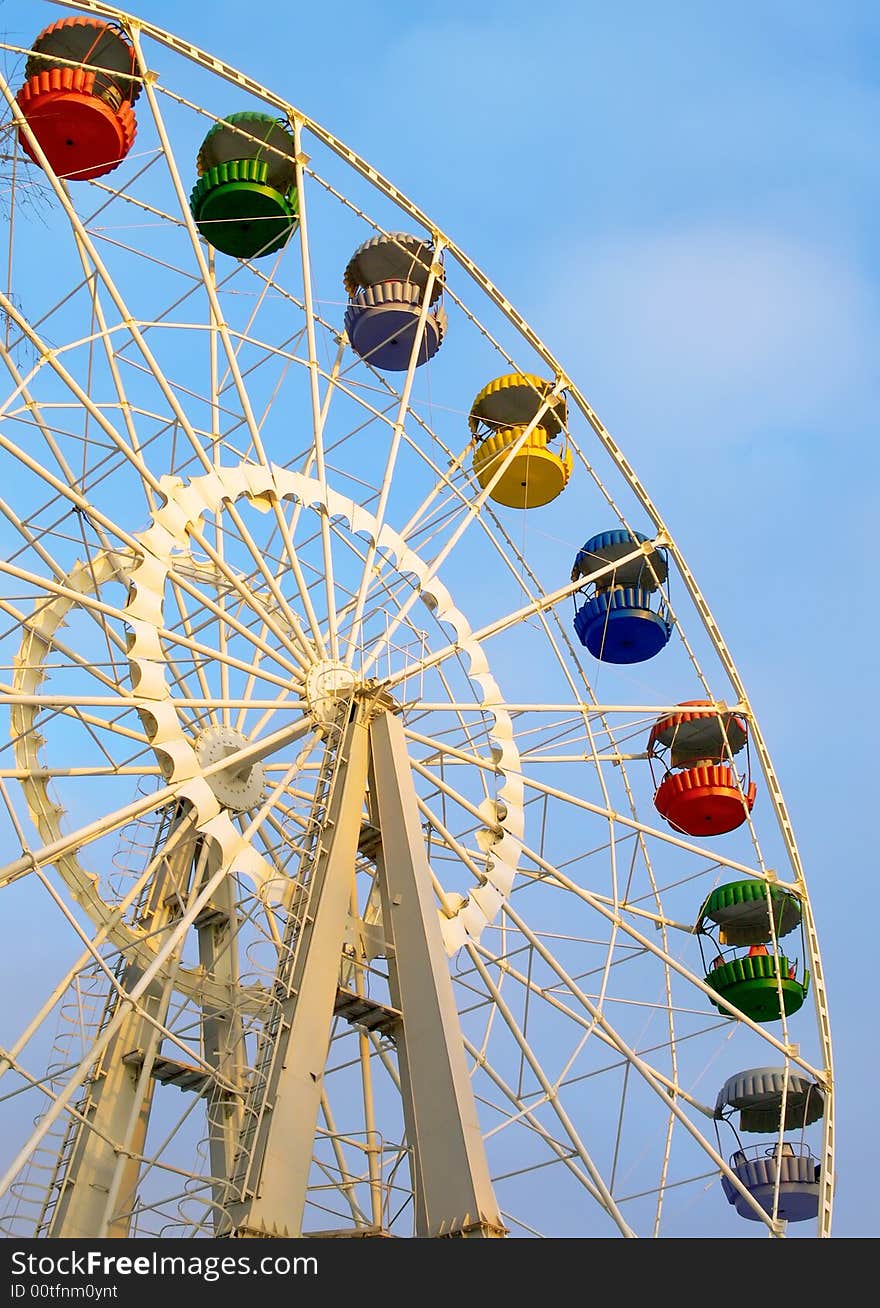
top-left (226, 708), bottom-right (371, 1237)
top-left (197, 857), bottom-right (247, 1230)
top-left (47, 804), bottom-right (199, 1238)
top-left (368, 710), bottom-right (505, 1238)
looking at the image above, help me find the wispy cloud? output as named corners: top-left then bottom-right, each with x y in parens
top-left (535, 226), bottom-right (878, 446)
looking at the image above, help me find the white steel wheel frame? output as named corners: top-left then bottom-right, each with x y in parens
top-left (0, 0), bottom-right (833, 1240)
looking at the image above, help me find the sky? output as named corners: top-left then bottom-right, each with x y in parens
top-left (0, 0), bottom-right (876, 1239)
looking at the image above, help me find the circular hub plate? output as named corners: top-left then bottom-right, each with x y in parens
top-left (196, 725), bottom-right (265, 811)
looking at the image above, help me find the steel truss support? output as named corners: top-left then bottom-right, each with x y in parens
top-left (367, 709), bottom-right (505, 1238)
top-left (198, 859), bottom-right (247, 1230)
top-left (47, 697), bottom-right (502, 1238)
top-left (226, 702), bottom-right (503, 1238)
top-left (226, 706), bottom-right (373, 1237)
top-left (47, 804), bottom-right (202, 1238)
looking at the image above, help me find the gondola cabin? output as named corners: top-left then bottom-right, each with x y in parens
top-left (16, 16), bottom-right (139, 180)
top-left (469, 373), bottom-right (572, 508)
top-left (190, 112), bottom-right (299, 259)
top-left (696, 879), bottom-right (809, 1022)
top-left (715, 1067), bottom-right (824, 1223)
top-left (571, 529), bottom-right (672, 662)
top-left (343, 232), bottom-right (446, 371)
top-left (648, 701), bottom-right (756, 835)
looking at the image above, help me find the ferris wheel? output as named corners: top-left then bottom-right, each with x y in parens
top-left (0, 0), bottom-right (834, 1240)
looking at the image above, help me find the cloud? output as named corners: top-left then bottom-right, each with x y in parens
top-left (534, 226), bottom-right (878, 446)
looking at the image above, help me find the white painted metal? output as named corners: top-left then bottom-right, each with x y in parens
top-left (0, 0), bottom-right (834, 1240)
top-left (47, 805), bottom-right (199, 1237)
top-left (227, 708), bottom-right (371, 1237)
top-left (368, 709), bottom-right (504, 1238)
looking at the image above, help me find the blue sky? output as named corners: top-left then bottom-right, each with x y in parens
top-left (157, 0), bottom-right (878, 1239)
top-left (1, 0), bottom-right (876, 1237)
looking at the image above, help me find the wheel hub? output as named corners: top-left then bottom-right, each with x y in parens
top-left (195, 725), bottom-right (266, 812)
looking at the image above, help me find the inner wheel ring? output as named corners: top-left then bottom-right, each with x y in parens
top-left (12, 461), bottom-right (524, 999)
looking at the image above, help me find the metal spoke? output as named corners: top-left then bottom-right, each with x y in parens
top-left (0, 3), bottom-right (832, 1242)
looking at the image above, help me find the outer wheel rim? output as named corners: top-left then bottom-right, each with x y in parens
top-left (0, 0), bottom-right (831, 1239)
